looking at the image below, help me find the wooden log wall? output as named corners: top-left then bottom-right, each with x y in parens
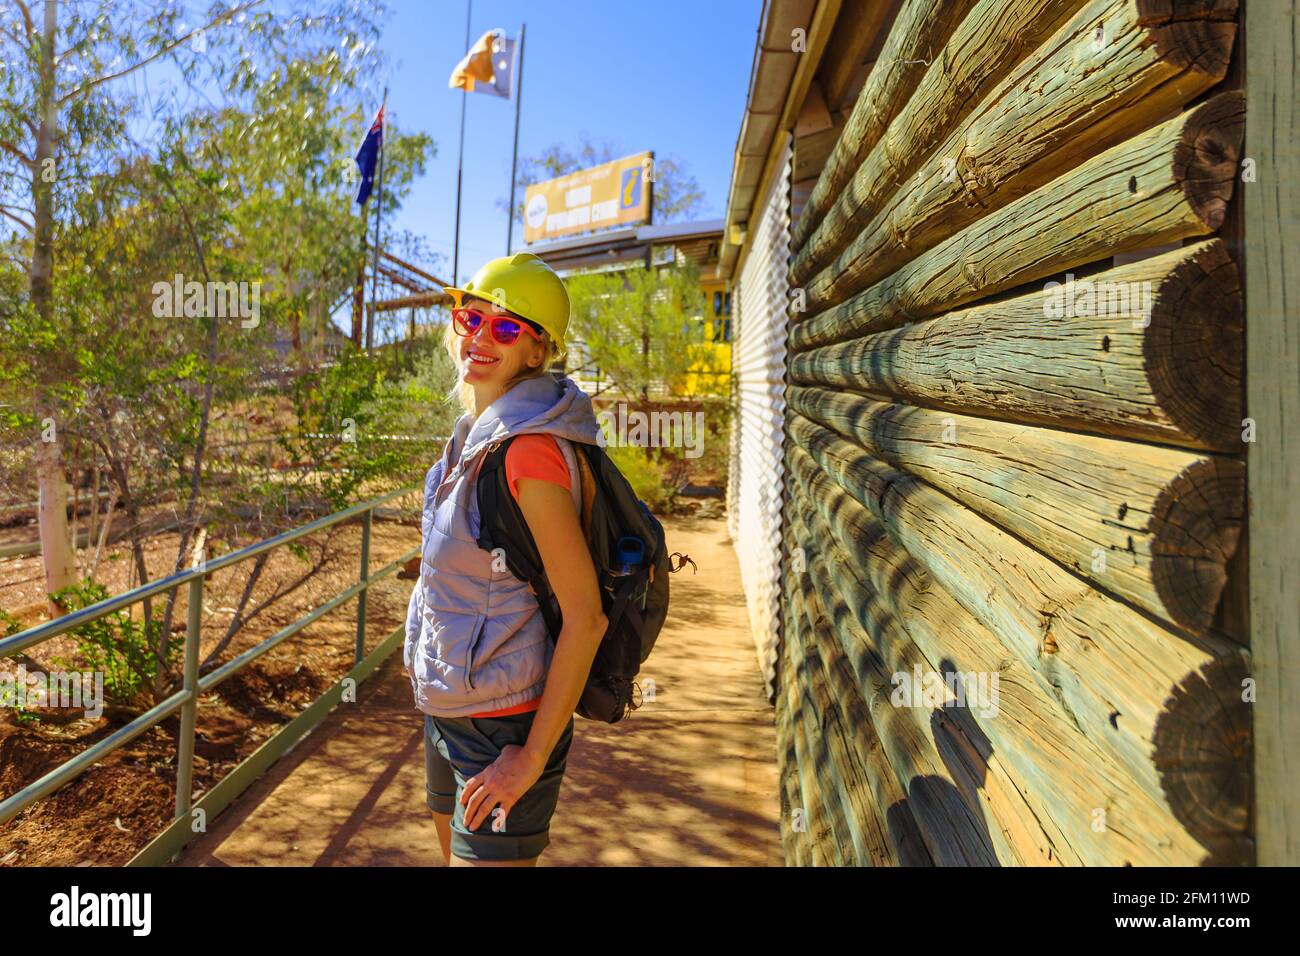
top-left (777, 0), bottom-right (1250, 866)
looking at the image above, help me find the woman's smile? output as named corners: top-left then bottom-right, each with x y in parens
top-left (459, 328), bottom-right (507, 380)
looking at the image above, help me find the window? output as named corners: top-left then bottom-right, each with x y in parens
top-left (713, 291), bottom-right (723, 316)
top-left (724, 292), bottom-right (732, 315)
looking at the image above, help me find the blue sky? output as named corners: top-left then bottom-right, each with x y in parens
top-left (376, 0), bottom-right (759, 284)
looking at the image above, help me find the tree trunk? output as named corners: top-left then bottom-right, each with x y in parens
top-left (30, 0), bottom-right (74, 607)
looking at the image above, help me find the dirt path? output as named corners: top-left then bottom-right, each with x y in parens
top-left (175, 513), bottom-right (782, 867)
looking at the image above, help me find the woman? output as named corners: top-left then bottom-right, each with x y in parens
top-left (403, 252), bottom-right (608, 867)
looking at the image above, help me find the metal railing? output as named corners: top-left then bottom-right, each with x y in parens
top-left (0, 483), bottom-right (421, 863)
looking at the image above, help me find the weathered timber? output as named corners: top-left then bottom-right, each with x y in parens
top-left (784, 563), bottom-right (882, 865)
top-left (778, 484), bottom-right (824, 867)
top-left (786, 416), bottom-right (1253, 821)
top-left (773, 684), bottom-right (808, 866)
top-left (789, 565), bottom-right (928, 865)
top-left (774, 658), bottom-right (816, 868)
top-left (786, 535), bottom-right (889, 867)
top-left (786, 444), bottom-right (1252, 863)
top-left (779, 694), bottom-right (819, 867)
top-left (372, 290), bottom-right (454, 312)
top-left (796, 0), bottom-right (1238, 307)
top-left (788, 452), bottom-right (1223, 864)
top-left (782, 619), bottom-right (846, 866)
top-left (790, 91), bottom-right (1244, 352)
top-left (787, 384), bottom-right (1244, 635)
top-left (781, 526), bottom-right (856, 867)
top-left (790, 239), bottom-right (1244, 451)
top-left (791, 504), bottom-right (1074, 866)
top-left (790, 0), bottom-right (979, 249)
top-left (790, 0), bottom-right (1089, 286)
top-left (793, 118), bottom-right (845, 183)
top-left (818, 1), bottom-right (896, 111)
top-left (790, 508), bottom-right (1041, 866)
top-left (1244, 0), bottom-right (1300, 866)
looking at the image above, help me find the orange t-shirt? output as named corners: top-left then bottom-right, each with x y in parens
top-left (469, 434), bottom-right (571, 718)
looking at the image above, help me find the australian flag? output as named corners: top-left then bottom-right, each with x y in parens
top-left (354, 104), bottom-right (384, 205)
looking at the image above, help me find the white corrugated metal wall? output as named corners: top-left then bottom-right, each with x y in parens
top-left (728, 136), bottom-right (792, 699)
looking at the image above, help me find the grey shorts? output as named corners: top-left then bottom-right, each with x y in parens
top-left (424, 710), bottom-right (574, 862)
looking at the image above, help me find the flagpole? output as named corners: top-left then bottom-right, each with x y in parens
top-left (453, 0), bottom-right (472, 287)
top-left (354, 191), bottom-right (368, 347)
top-left (506, 22), bottom-right (525, 254)
top-left (366, 87), bottom-right (388, 355)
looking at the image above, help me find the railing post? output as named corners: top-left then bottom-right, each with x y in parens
top-left (355, 508), bottom-right (372, 665)
top-left (175, 575), bottom-right (202, 834)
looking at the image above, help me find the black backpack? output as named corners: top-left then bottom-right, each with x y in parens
top-left (475, 435), bottom-right (694, 723)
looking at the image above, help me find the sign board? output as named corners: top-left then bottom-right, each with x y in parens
top-left (524, 151), bottom-right (653, 243)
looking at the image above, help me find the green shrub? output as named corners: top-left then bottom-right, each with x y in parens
top-left (49, 580), bottom-right (178, 707)
top-left (0, 608), bottom-right (20, 638)
top-left (605, 444), bottom-right (675, 514)
top-left (0, 609), bottom-right (35, 723)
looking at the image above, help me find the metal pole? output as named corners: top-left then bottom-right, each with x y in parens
top-left (354, 509), bottom-right (372, 665)
top-left (355, 203), bottom-right (369, 347)
top-left (506, 23), bottom-right (526, 254)
top-left (646, 148), bottom-right (655, 227)
top-left (453, 0), bottom-right (472, 286)
top-left (175, 576), bottom-right (202, 838)
top-left (366, 88), bottom-right (389, 355)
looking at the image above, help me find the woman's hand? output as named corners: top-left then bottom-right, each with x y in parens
top-left (461, 743), bottom-right (548, 832)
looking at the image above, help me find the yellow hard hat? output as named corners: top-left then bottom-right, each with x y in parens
top-left (444, 252), bottom-right (569, 356)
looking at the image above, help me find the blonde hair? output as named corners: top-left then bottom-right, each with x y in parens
top-left (443, 297), bottom-right (560, 416)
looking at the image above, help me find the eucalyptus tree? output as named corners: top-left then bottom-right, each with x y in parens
top-left (565, 260), bottom-right (712, 402)
top-left (0, 2), bottom-right (444, 737)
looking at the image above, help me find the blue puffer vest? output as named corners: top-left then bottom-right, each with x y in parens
top-left (403, 374), bottom-right (604, 718)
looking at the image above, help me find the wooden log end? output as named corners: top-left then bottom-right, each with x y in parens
top-left (1149, 457), bottom-right (1246, 633)
top-left (1146, 239), bottom-right (1244, 449)
top-left (1136, 0), bottom-right (1239, 28)
top-left (1138, 1), bottom-right (1239, 78)
top-left (1151, 21), bottom-right (1237, 79)
top-left (1195, 836), bottom-right (1256, 867)
top-left (1152, 651), bottom-right (1252, 860)
top-left (1172, 91), bottom-right (1245, 231)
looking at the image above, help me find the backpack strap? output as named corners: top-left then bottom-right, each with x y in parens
top-left (573, 443), bottom-right (598, 540)
top-left (476, 434), bottom-right (565, 642)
